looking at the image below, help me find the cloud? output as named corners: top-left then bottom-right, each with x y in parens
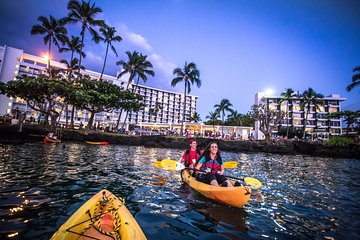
top-left (117, 24), bottom-right (152, 52)
top-left (149, 53), bottom-right (176, 79)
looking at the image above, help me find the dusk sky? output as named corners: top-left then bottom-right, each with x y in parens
top-left (0, 0), bottom-right (359, 119)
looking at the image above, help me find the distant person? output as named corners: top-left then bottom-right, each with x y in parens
top-left (181, 139), bottom-right (202, 168)
top-left (195, 142), bottom-right (233, 187)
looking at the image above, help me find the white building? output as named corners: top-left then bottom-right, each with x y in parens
top-left (254, 91), bottom-right (346, 140)
top-left (0, 45), bottom-right (198, 130)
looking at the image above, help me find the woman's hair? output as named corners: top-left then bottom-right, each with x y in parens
top-left (201, 141), bottom-right (221, 159)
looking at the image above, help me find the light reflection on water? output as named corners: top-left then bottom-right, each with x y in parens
top-left (0, 143), bottom-right (359, 239)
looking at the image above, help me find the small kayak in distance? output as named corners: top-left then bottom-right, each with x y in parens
top-left (50, 189), bottom-right (146, 240)
top-left (85, 141), bottom-right (109, 145)
top-left (181, 169), bottom-right (252, 208)
top-left (44, 136), bottom-right (61, 143)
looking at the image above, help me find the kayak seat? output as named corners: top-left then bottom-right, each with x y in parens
top-left (234, 181), bottom-right (242, 187)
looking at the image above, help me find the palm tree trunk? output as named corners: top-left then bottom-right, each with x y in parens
top-left (286, 103), bottom-right (289, 138)
top-left (302, 107), bottom-right (309, 139)
top-left (78, 30), bottom-right (85, 76)
top-left (182, 81), bottom-right (187, 135)
top-left (65, 103), bottom-right (69, 128)
top-left (48, 39), bottom-right (52, 78)
top-left (70, 106), bottom-right (75, 128)
top-left (100, 43), bottom-right (109, 80)
top-left (115, 109), bottom-right (123, 129)
top-left (221, 113), bottom-right (224, 136)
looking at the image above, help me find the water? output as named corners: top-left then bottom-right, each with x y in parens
top-left (0, 143), bottom-right (359, 240)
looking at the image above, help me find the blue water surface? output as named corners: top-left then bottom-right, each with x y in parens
top-left (0, 143), bottom-right (359, 239)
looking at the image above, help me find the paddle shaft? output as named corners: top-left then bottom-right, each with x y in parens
top-left (187, 168), bottom-right (245, 182)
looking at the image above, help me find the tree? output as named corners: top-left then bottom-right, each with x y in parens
top-left (149, 102), bottom-right (162, 122)
top-left (251, 103), bottom-right (284, 142)
top-left (241, 112), bottom-right (254, 127)
top-left (99, 25), bottom-right (122, 80)
top-left (59, 35), bottom-right (86, 64)
top-left (68, 76), bottom-right (143, 130)
top-left (226, 110), bottom-right (243, 126)
top-left (66, 0), bottom-right (105, 74)
top-left (206, 111), bottom-right (220, 134)
top-left (116, 51), bottom-right (155, 129)
top-left (279, 88), bottom-right (295, 139)
top-left (347, 66), bottom-right (360, 92)
top-left (60, 58), bottom-right (85, 127)
top-left (171, 61), bottom-right (201, 134)
top-left (59, 35), bottom-right (85, 128)
top-left (214, 99), bottom-right (233, 135)
top-left (5, 75), bottom-right (68, 130)
top-left (190, 112), bottom-right (201, 123)
top-left (31, 15), bottom-right (68, 77)
top-left (300, 88), bottom-right (324, 139)
top-left (327, 110), bottom-right (360, 136)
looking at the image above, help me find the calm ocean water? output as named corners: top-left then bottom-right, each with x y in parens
top-left (0, 143), bottom-right (359, 239)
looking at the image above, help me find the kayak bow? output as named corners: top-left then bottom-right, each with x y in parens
top-left (50, 189), bottom-right (146, 240)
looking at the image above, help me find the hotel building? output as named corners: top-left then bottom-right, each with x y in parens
top-left (254, 91), bottom-right (346, 140)
top-left (0, 45), bottom-right (198, 130)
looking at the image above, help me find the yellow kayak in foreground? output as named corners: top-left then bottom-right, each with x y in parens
top-left (51, 189), bottom-right (146, 240)
top-left (181, 169), bottom-right (252, 208)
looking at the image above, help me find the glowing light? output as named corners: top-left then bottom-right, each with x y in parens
top-left (8, 232), bottom-right (19, 238)
top-left (265, 88), bottom-right (274, 96)
top-left (43, 53), bottom-right (50, 61)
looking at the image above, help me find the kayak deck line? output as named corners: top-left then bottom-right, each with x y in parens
top-left (50, 189), bottom-right (147, 240)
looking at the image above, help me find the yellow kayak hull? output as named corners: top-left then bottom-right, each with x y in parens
top-left (85, 141), bottom-right (109, 145)
top-left (181, 170), bottom-right (252, 208)
top-left (50, 189), bottom-right (146, 240)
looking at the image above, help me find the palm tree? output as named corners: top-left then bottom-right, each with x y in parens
top-left (190, 112), bottom-right (201, 123)
top-left (347, 66), bottom-right (360, 92)
top-left (214, 99), bottom-right (233, 135)
top-left (99, 25), bottom-right (122, 80)
top-left (300, 88), bottom-right (324, 139)
top-left (279, 88), bottom-right (295, 138)
top-left (31, 15), bottom-right (68, 77)
top-left (60, 58), bottom-right (85, 127)
top-left (59, 35), bottom-right (85, 128)
top-left (117, 51), bottom-right (155, 92)
top-left (59, 35), bottom-right (86, 68)
top-left (115, 51), bottom-right (155, 129)
top-left (206, 111), bottom-right (220, 135)
top-left (171, 61), bottom-right (201, 134)
top-left (66, 0), bottom-right (105, 74)
top-left (227, 110), bottom-right (243, 126)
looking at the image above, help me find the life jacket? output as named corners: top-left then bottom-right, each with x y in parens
top-left (184, 148), bottom-right (202, 167)
top-left (200, 155), bottom-right (223, 173)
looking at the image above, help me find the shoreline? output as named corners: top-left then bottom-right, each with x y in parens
top-left (0, 125), bottom-right (359, 160)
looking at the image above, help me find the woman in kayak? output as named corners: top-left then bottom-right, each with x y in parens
top-left (195, 142), bottom-right (233, 187)
top-left (181, 138), bottom-right (202, 168)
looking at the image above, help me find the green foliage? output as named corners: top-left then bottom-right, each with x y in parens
top-left (5, 75), bottom-right (68, 129)
top-left (277, 126), bottom-right (302, 139)
top-left (326, 136), bottom-right (353, 147)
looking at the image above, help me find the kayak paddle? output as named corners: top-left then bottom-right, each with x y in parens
top-left (158, 159), bottom-right (238, 169)
top-left (160, 159), bottom-right (262, 188)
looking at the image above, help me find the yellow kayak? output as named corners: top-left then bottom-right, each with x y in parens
top-left (50, 189), bottom-right (146, 240)
top-left (181, 169), bottom-right (252, 208)
top-left (85, 141), bottom-right (109, 145)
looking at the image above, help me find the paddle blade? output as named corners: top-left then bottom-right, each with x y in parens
top-left (224, 161), bottom-right (238, 168)
top-left (153, 161), bottom-right (163, 168)
top-left (161, 159), bottom-right (185, 171)
top-left (244, 177), bottom-right (262, 188)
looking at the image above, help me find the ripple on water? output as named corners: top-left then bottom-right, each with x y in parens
top-left (0, 144), bottom-right (359, 239)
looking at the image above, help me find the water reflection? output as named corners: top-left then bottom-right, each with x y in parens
top-left (0, 143), bottom-right (359, 239)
